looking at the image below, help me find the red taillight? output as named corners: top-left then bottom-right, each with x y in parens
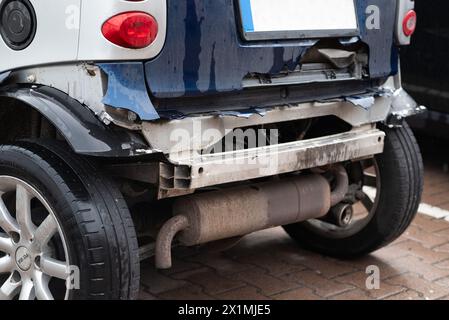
top-left (402, 10), bottom-right (417, 37)
top-left (102, 12), bottom-right (158, 49)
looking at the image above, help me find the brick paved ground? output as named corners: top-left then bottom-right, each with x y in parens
top-left (139, 137), bottom-right (449, 300)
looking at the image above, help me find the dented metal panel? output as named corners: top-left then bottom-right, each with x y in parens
top-left (145, 0), bottom-right (398, 99)
top-left (99, 63), bottom-right (160, 121)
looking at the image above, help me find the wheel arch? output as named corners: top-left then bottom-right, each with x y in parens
top-left (0, 85), bottom-right (149, 157)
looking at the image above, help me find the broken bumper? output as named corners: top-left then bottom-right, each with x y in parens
top-left (159, 127), bottom-right (385, 196)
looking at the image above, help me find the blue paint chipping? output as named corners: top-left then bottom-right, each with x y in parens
top-left (98, 63), bottom-right (160, 121)
top-left (239, 0), bottom-right (254, 32)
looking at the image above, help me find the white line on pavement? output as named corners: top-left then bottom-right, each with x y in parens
top-left (418, 203), bottom-right (449, 221)
top-left (364, 186), bottom-right (449, 221)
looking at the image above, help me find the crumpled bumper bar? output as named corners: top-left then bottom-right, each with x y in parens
top-left (159, 127), bottom-right (385, 194)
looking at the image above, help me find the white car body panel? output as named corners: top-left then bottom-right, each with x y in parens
top-left (77, 0), bottom-right (166, 61)
top-left (0, 0), bottom-right (167, 73)
top-left (0, 0), bottom-right (81, 73)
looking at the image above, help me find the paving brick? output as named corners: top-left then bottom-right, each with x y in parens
top-left (435, 276), bottom-right (449, 288)
top-left (423, 177), bottom-right (449, 189)
top-left (158, 285), bottom-right (215, 300)
top-left (390, 256), bottom-right (449, 281)
top-left (295, 255), bottom-right (357, 279)
top-left (335, 271), bottom-right (405, 299)
top-left (422, 192), bottom-right (449, 206)
top-left (403, 225), bottom-right (449, 248)
top-left (386, 290), bottom-right (425, 300)
top-left (436, 228), bottom-right (449, 238)
top-left (228, 268), bottom-right (300, 296)
top-left (330, 289), bottom-right (372, 300)
top-left (438, 202), bottom-right (449, 211)
top-left (434, 258), bottom-right (449, 270)
top-left (370, 244), bottom-right (410, 261)
top-left (411, 215), bottom-right (449, 233)
top-left (342, 256), bottom-right (408, 280)
top-left (434, 242), bottom-right (449, 253)
top-left (186, 252), bottom-right (254, 275)
top-left (140, 265), bottom-right (188, 295)
top-left (272, 287), bottom-right (322, 300)
top-left (392, 240), bottom-right (449, 264)
top-left (172, 268), bottom-right (245, 295)
top-left (388, 234), bottom-right (410, 246)
top-left (138, 290), bottom-right (158, 300)
top-left (216, 286), bottom-right (271, 300)
top-left (236, 252), bottom-right (307, 277)
top-left (283, 270), bottom-right (354, 298)
top-left (160, 258), bottom-right (204, 276)
top-left (386, 273), bottom-right (448, 300)
top-left (273, 248), bottom-right (319, 266)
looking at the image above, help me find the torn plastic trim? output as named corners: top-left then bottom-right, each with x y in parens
top-left (158, 107), bottom-right (268, 120)
top-left (6, 63), bottom-right (146, 129)
top-left (345, 95), bottom-right (376, 110)
top-left (345, 87), bottom-right (426, 126)
top-left (155, 87), bottom-right (404, 122)
top-left (0, 84), bottom-right (153, 157)
top-left (384, 87), bottom-right (427, 127)
top-left (98, 63), bottom-right (160, 121)
top-left (344, 87), bottom-right (397, 110)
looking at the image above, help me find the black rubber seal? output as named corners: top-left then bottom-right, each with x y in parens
top-left (0, 0), bottom-right (36, 50)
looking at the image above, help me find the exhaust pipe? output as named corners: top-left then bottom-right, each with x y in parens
top-left (155, 165), bottom-right (348, 269)
top-left (155, 215), bottom-right (189, 269)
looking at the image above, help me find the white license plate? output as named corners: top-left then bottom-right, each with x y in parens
top-left (239, 0), bottom-right (359, 40)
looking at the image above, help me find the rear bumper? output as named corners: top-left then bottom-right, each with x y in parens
top-left (159, 127), bottom-right (385, 196)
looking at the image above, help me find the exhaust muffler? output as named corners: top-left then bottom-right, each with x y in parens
top-left (156, 165), bottom-right (348, 269)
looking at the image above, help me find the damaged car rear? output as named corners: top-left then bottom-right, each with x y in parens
top-left (0, 0), bottom-right (423, 300)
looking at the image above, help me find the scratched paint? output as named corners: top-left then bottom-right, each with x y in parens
top-left (99, 63), bottom-right (160, 121)
top-left (146, 0), bottom-right (398, 99)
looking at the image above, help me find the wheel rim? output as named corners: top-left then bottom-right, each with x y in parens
top-left (302, 159), bottom-right (381, 239)
top-left (0, 176), bottom-right (70, 300)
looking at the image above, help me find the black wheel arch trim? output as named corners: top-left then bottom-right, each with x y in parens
top-left (0, 84), bottom-right (150, 157)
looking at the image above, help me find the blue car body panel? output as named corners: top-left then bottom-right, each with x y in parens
top-left (145, 0), bottom-right (397, 99)
top-left (99, 63), bottom-right (160, 121)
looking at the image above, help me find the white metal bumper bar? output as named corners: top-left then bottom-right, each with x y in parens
top-left (160, 127), bottom-right (385, 193)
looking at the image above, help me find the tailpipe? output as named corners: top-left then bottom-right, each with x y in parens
top-left (155, 215), bottom-right (189, 269)
top-left (155, 165), bottom-right (348, 269)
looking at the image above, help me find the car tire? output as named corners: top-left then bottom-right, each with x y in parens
top-left (0, 141), bottom-right (139, 300)
top-left (283, 122), bottom-right (424, 258)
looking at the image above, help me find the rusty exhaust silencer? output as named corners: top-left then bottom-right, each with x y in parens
top-left (156, 165), bottom-right (348, 269)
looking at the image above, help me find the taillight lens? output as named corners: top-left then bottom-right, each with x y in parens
top-left (402, 10), bottom-right (417, 37)
top-left (102, 12), bottom-right (158, 49)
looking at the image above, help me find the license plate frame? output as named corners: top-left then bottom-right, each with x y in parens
top-left (238, 0), bottom-right (359, 41)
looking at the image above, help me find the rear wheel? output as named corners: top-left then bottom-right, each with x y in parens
top-left (0, 141), bottom-right (140, 299)
top-left (283, 122), bottom-right (423, 258)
